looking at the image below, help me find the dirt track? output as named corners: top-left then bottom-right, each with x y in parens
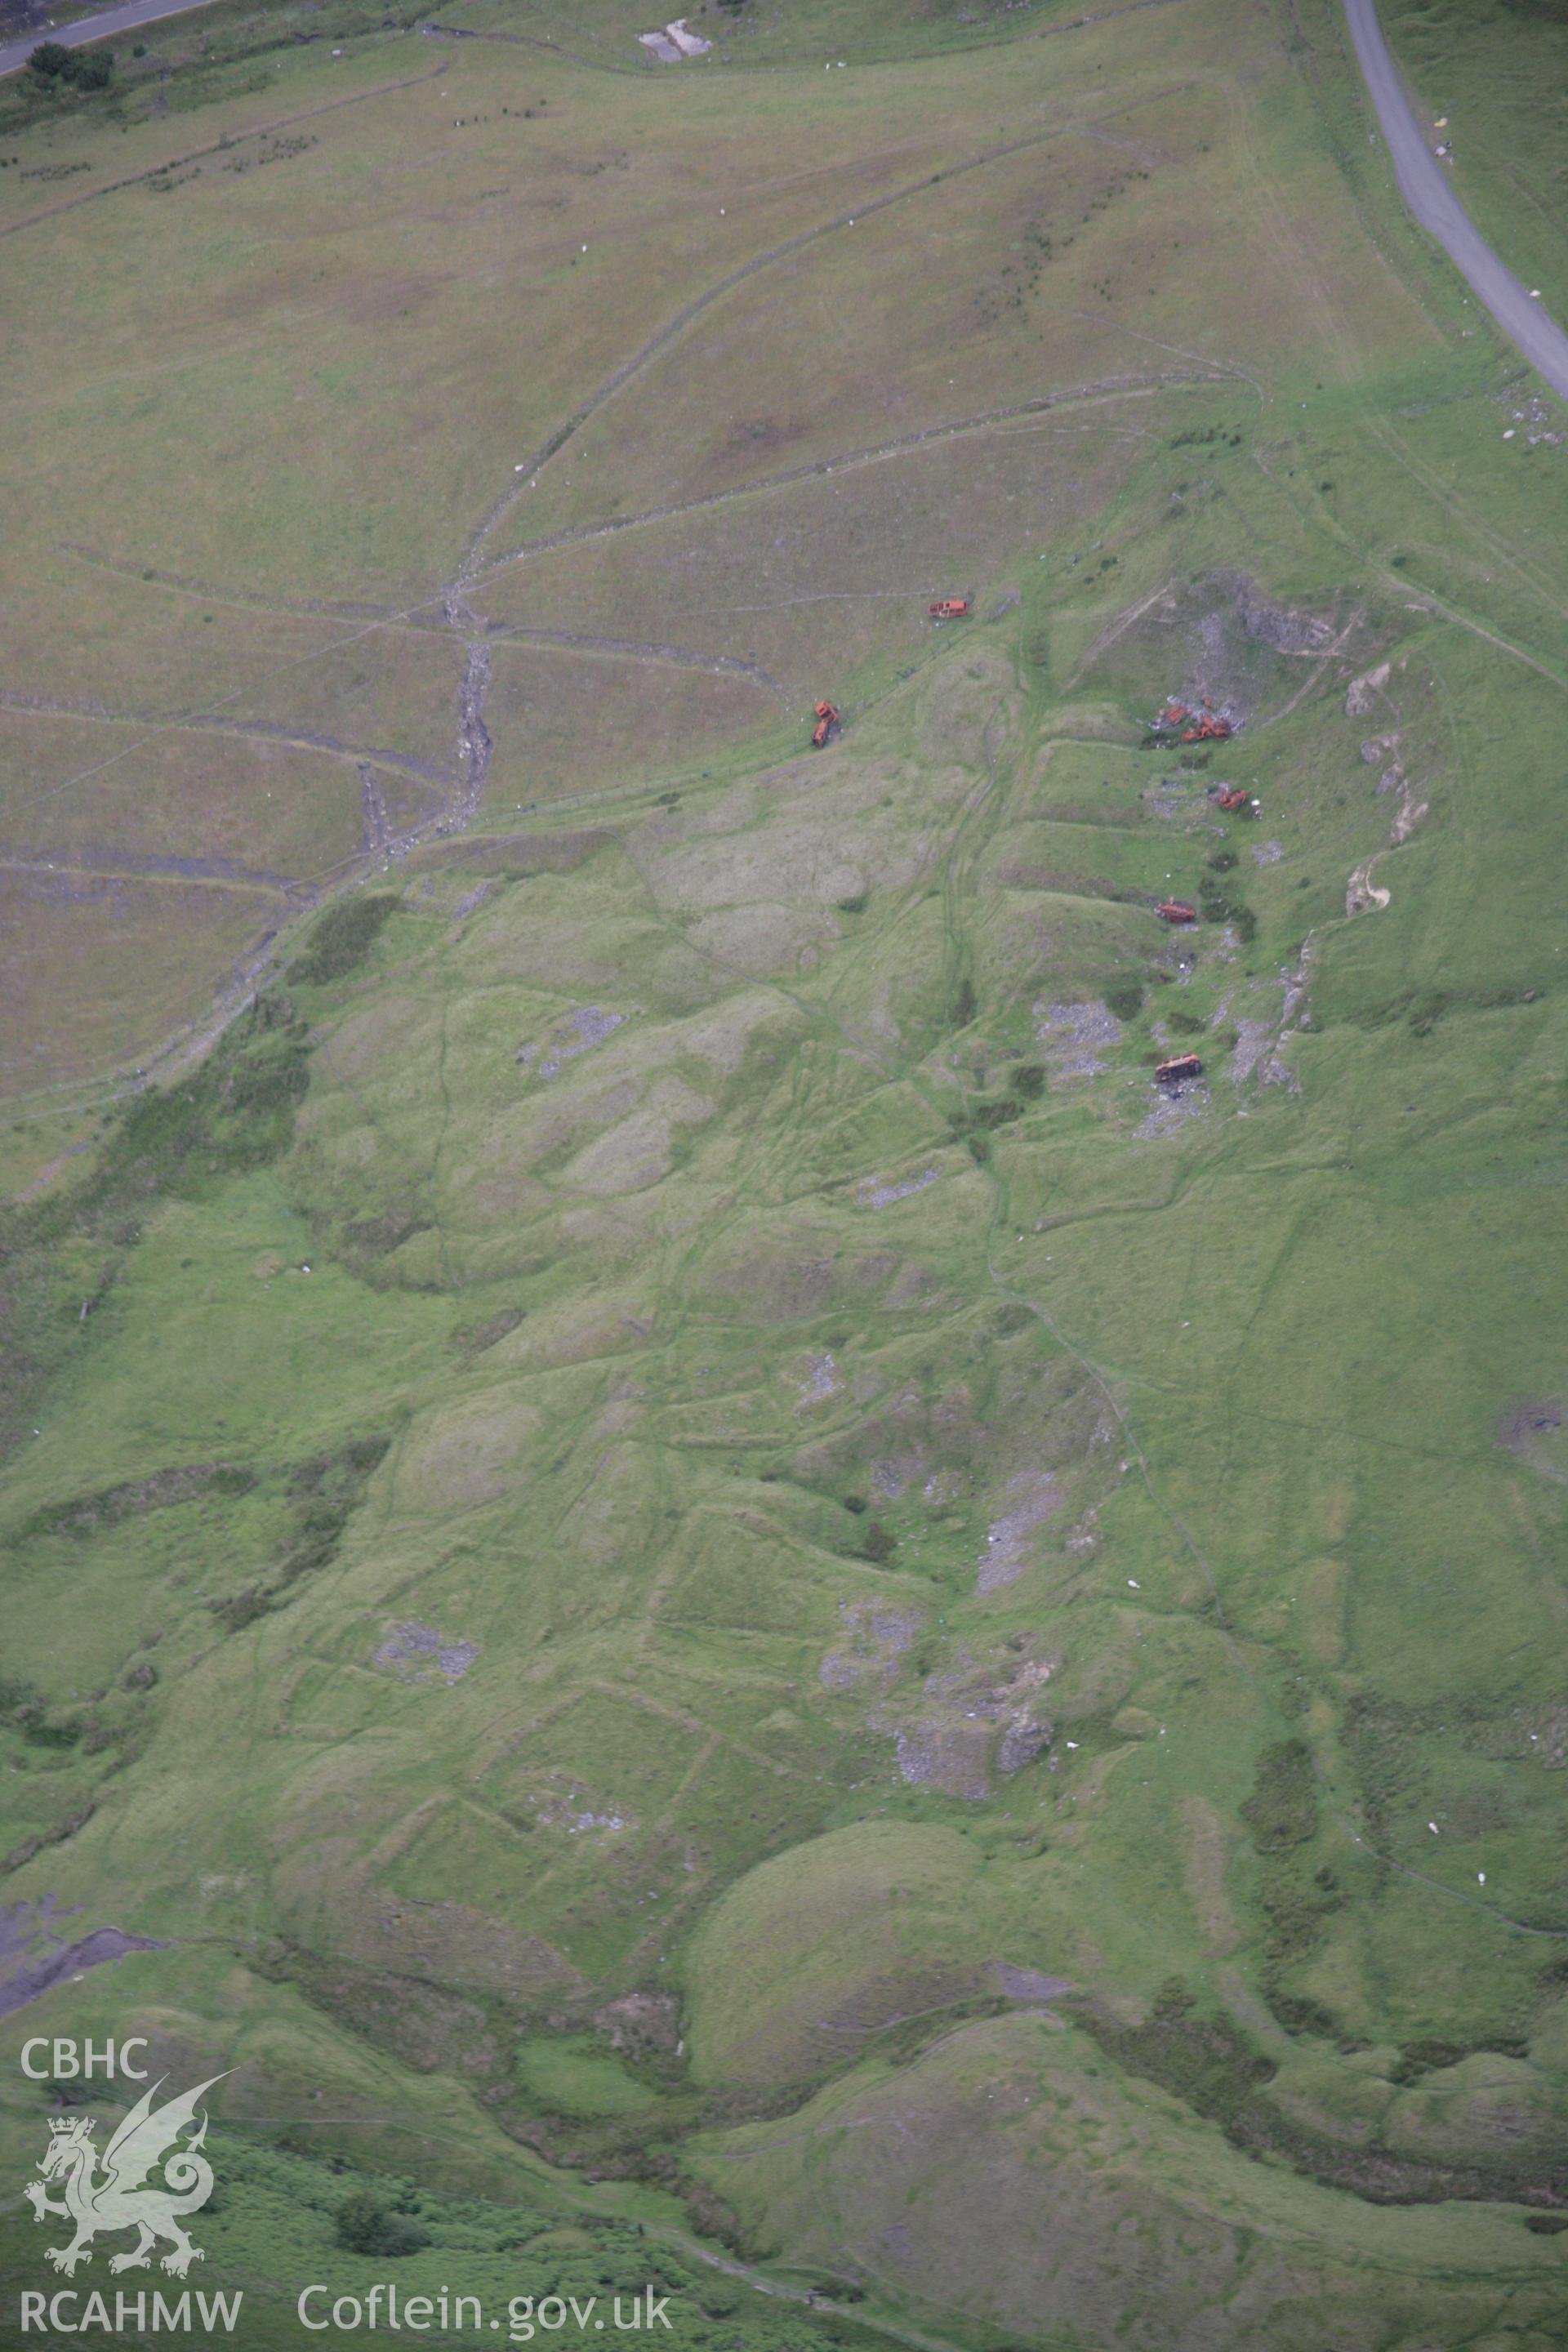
top-left (0, 685), bottom-right (448, 788)
top-left (475, 372), bottom-right (1222, 586)
top-left (1342, 0), bottom-right (1568, 399)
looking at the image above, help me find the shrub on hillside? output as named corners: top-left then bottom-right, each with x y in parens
top-left (29, 42), bottom-right (114, 88)
top-left (334, 2190), bottom-right (428, 2257)
top-left (1241, 1739), bottom-right (1319, 1851)
top-left (292, 893), bottom-right (399, 984)
top-left (91, 993), bottom-right (310, 1205)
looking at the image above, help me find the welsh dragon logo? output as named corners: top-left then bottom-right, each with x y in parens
top-left (24, 2074), bottom-right (225, 2278)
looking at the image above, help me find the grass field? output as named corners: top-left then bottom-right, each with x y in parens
top-left (3, 0), bottom-right (1568, 2345)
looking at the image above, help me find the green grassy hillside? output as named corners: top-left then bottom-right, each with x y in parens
top-left (3, 0), bottom-right (1568, 2345)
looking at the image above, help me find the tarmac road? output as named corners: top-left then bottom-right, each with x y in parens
top-left (0, 0), bottom-right (215, 78)
top-left (1342, 0), bottom-right (1568, 399)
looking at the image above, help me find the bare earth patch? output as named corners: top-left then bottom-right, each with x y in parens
top-left (1034, 996), bottom-right (1121, 1077)
top-left (820, 1599), bottom-right (922, 1690)
top-left (976, 1469), bottom-right (1063, 1593)
top-left (520, 1005), bottom-right (630, 1080)
top-left (1227, 1018), bottom-right (1294, 1090)
top-left (373, 1621), bottom-right (482, 1686)
top-left (858, 1167), bottom-right (939, 1210)
top-left (1138, 1075), bottom-right (1210, 1137)
top-left (798, 1352), bottom-right (843, 1405)
top-left (638, 19), bottom-right (710, 62)
top-left (0, 1900), bottom-right (167, 2020)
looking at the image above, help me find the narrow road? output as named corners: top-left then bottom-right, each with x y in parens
top-left (0, 0), bottom-right (214, 78)
top-left (1342, 0), bottom-right (1568, 399)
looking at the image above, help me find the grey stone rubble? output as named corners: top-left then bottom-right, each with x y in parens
top-left (373, 1621), bottom-right (481, 1685)
top-left (858, 1167), bottom-right (939, 1209)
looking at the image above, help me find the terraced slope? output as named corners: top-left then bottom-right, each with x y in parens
top-left (3, 2), bottom-right (1568, 2345)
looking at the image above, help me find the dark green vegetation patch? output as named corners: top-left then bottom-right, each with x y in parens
top-left (292, 895), bottom-right (400, 987)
